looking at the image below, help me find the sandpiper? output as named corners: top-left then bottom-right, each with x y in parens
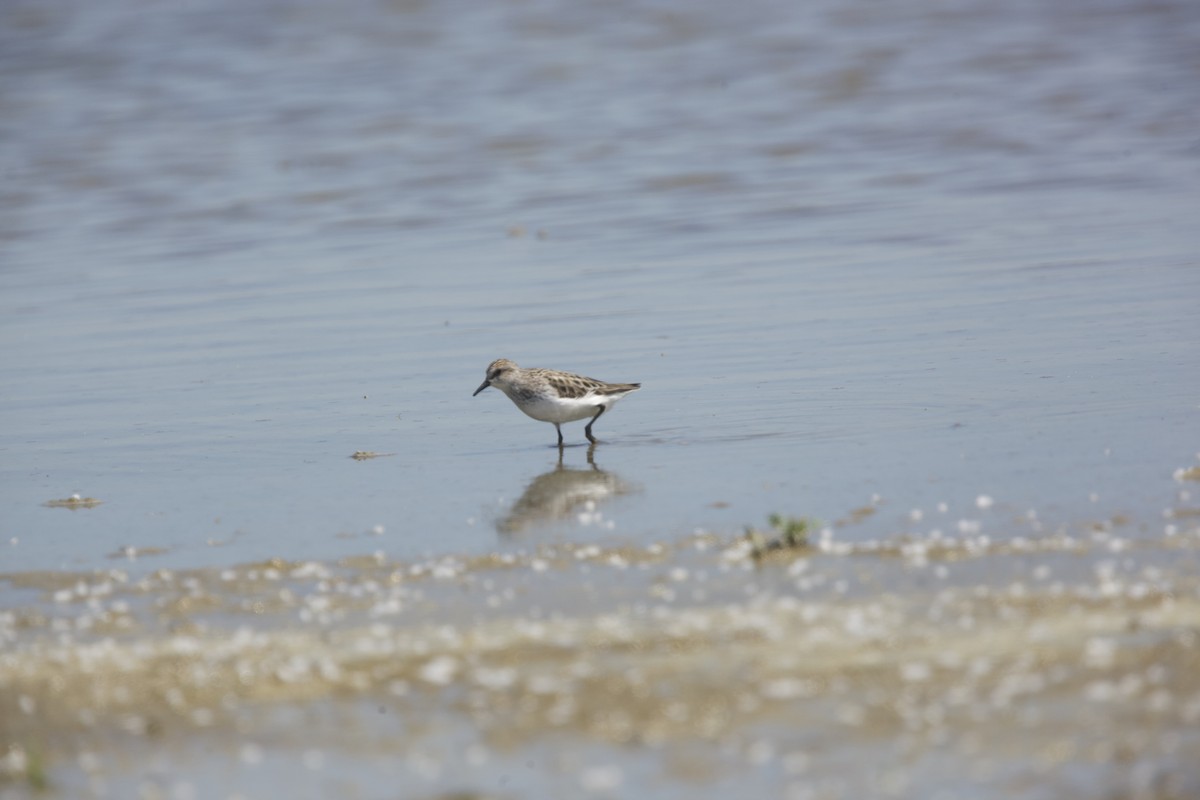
top-left (472, 358), bottom-right (641, 446)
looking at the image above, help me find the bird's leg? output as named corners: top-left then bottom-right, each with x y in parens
top-left (555, 424), bottom-right (564, 447)
top-left (584, 405), bottom-right (607, 444)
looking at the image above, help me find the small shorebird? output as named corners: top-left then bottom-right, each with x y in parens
top-left (472, 358), bottom-right (641, 446)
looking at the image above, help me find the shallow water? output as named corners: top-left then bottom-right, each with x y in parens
top-left (2, 0), bottom-right (1199, 796)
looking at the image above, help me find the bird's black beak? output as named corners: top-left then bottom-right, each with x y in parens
top-left (472, 379), bottom-right (491, 397)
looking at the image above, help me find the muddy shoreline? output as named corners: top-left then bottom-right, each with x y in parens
top-left (4, 515), bottom-right (1199, 799)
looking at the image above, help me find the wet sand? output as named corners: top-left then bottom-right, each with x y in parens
top-left (4, 500), bottom-right (1199, 799)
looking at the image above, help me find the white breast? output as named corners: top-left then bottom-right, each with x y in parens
top-left (514, 392), bottom-right (604, 424)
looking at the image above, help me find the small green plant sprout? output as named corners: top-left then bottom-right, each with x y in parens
top-left (27, 746), bottom-right (48, 792)
top-left (768, 513), bottom-right (810, 548)
top-left (746, 514), bottom-right (814, 560)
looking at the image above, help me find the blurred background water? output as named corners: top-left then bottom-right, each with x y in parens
top-left (2, 0), bottom-right (1198, 572)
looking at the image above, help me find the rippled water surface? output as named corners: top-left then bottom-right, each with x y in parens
top-left (2, 0), bottom-right (1199, 796)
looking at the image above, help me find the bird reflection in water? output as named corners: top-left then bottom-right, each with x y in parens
top-left (496, 444), bottom-right (636, 535)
